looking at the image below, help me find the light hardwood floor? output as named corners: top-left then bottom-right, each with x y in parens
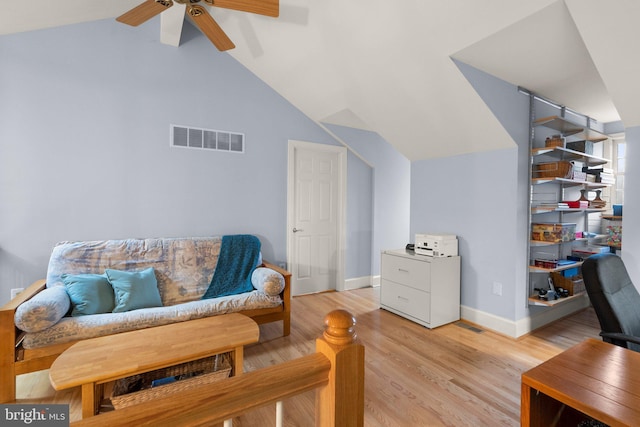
top-left (16, 287), bottom-right (600, 426)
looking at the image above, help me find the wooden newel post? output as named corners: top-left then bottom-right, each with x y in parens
top-left (315, 309), bottom-right (365, 427)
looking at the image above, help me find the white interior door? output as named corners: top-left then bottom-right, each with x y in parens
top-left (287, 141), bottom-right (346, 296)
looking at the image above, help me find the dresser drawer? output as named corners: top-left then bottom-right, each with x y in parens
top-left (380, 279), bottom-right (431, 323)
top-left (381, 253), bottom-right (430, 291)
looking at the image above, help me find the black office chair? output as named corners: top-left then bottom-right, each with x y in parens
top-left (582, 253), bottom-right (640, 352)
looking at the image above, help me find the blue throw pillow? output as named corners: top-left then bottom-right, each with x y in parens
top-left (105, 267), bottom-right (163, 313)
top-left (63, 273), bottom-right (115, 316)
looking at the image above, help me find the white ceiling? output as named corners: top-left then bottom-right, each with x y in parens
top-left (2, 0), bottom-right (639, 160)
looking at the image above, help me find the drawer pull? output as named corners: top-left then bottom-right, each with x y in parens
top-left (397, 296), bottom-right (409, 302)
top-left (397, 268), bottom-right (410, 273)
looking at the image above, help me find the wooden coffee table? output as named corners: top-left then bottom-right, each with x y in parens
top-left (49, 313), bottom-right (259, 418)
top-left (521, 338), bottom-right (640, 426)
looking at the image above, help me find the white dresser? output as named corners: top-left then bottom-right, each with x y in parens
top-left (380, 249), bottom-right (460, 328)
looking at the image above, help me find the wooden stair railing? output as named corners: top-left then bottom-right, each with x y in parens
top-left (71, 309), bottom-right (365, 427)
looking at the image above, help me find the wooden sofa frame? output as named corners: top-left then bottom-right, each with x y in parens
top-left (0, 262), bottom-right (290, 404)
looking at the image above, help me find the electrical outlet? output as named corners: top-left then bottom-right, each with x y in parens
top-left (11, 288), bottom-right (24, 300)
top-left (492, 282), bottom-right (503, 296)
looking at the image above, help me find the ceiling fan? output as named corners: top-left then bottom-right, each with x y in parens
top-left (116, 0), bottom-right (279, 51)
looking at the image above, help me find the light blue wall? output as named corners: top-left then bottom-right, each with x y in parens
top-left (324, 125), bottom-right (411, 277)
top-left (411, 60), bottom-right (529, 321)
top-left (0, 19), bottom-right (366, 303)
top-left (344, 151), bottom-right (373, 279)
top-left (412, 150), bottom-right (520, 319)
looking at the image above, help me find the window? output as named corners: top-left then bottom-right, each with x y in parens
top-left (600, 136), bottom-right (625, 207)
top-left (612, 138), bottom-right (625, 205)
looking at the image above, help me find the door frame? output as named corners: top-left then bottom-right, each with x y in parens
top-left (286, 140), bottom-right (347, 293)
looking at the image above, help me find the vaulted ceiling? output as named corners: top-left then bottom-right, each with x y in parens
top-left (3, 0), bottom-right (640, 160)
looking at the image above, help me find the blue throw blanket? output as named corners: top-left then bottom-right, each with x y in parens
top-left (202, 234), bottom-right (261, 299)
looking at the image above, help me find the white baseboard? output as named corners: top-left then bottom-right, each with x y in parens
top-left (344, 276), bottom-right (374, 291)
top-left (461, 293), bottom-right (590, 338)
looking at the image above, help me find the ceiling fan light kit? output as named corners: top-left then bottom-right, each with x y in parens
top-left (116, 0), bottom-right (279, 51)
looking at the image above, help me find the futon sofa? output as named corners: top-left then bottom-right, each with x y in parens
top-left (0, 235), bottom-right (291, 403)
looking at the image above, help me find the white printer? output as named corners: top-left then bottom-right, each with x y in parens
top-left (415, 233), bottom-right (458, 257)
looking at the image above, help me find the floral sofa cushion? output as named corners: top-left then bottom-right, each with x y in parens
top-left (46, 237), bottom-right (224, 306)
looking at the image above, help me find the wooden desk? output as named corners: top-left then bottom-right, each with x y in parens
top-left (50, 314), bottom-right (259, 418)
top-left (521, 338), bottom-right (640, 427)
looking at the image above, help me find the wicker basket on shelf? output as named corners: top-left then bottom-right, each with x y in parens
top-left (111, 353), bottom-right (232, 409)
top-left (533, 161), bottom-right (573, 179)
top-left (545, 135), bottom-right (565, 148)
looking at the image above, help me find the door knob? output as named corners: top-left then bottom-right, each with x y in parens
top-left (293, 227), bottom-right (304, 233)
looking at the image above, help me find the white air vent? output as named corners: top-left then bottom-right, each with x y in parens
top-left (171, 124), bottom-right (244, 153)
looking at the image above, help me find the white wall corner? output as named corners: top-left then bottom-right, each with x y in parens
top-left (372, 275), bottom-right (380, 287)
top-left (515, 294), bottom-right (591, 337)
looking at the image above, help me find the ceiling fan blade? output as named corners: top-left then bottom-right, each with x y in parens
top-left (189, 5), bottom-right (235, 51)
top-left (117, 0), bottom-right (174, 26)
top-left (203, 0), bottom-right (279, 18)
